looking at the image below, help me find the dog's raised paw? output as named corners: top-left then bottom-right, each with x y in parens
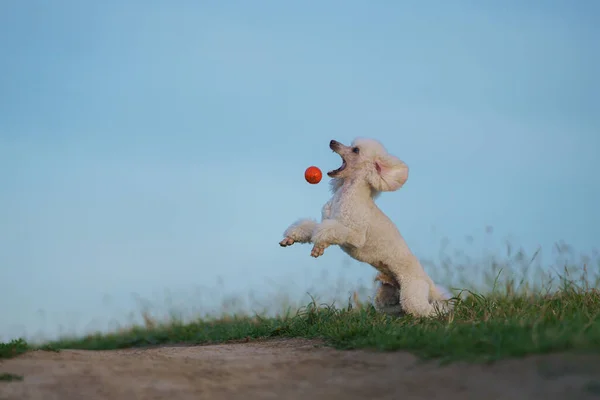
top-left (279, 237), bottom-right (295, 247)
top-left (310, 244), bottom-right (327, 258)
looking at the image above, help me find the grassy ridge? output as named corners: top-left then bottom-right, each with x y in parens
top-left (2, 283), bottom-right (599, 363)
top-left (2, 239), bottom-right (599, 363)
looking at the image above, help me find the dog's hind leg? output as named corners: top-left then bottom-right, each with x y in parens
top-left (397, 278), bottom-right (439, 317)
top-left (374, 282), bottom-right (404, 316)
top-left (279, 219), bottom-right (317, 247)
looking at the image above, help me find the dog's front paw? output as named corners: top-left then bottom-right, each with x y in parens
top-left (279, 237), bottom-right (295, 247)
top-left (310, 243), bottom-right (329, 258)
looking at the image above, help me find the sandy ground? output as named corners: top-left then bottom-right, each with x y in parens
top-left (1, 338), bottom-right (599, 400)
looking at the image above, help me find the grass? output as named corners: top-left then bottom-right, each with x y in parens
top-left (0, 339), bottom-right (29, 360)
top-left (1, 238), bottom-right (599, 365)
top-left (0, 373), bottom-right (23, 382)
top-left (1, 281), bottom-right (599, 364)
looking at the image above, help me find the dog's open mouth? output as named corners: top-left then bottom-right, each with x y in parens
top-left (327, 155), bottom-right (346, 177)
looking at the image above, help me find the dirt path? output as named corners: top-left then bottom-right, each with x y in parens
top-left (1, 338), bottom-right (599, 400)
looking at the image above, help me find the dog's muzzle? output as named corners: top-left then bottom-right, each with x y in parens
top-left (328, 139), bottom-right (347, 177)
top-left (330, 140), bottom-right (342, 151)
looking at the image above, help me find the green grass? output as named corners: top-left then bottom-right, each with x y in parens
top-left (2, 283), bottom-right (599, 364)
top-left (1, 237), bottom-right (599, 364)
top-left (0, 339), bottom-right (29, 360)
top-left (0, 373), bottom-right (23, 382)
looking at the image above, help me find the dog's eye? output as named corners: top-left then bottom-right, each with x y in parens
top-left (352, 147), bottom-right (360, 154)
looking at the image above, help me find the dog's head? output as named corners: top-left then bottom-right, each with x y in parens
top-left (328, 138), bottom-right (409, 193)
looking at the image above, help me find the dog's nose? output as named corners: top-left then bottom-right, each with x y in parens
top-left (330, 140), bottom-right (339, 148)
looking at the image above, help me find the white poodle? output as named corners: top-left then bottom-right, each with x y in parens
top-left (279, 138), bottom-right (453, 317)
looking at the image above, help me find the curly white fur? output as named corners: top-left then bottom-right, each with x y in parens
top-left (279, 138), bottom-right (453, 318)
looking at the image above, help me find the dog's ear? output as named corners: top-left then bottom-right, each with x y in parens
top-left (368, 154), bottom-right (408, 192)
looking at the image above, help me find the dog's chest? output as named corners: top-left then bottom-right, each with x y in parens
top-left (340, 244), bottom-right (386, 271)
top-left (329, 190), bottom-right (361, 220)
top-left (340, 244), bottom-right (365, 260)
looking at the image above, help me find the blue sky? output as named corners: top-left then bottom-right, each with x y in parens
top-left (1, 0), bottom-right (599, 341)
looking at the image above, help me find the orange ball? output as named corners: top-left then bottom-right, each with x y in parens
top-left (304, 166), bottom-right (322, 184)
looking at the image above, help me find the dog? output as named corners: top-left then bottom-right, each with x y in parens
top-left (279, 138), bottom-right (453, 317)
